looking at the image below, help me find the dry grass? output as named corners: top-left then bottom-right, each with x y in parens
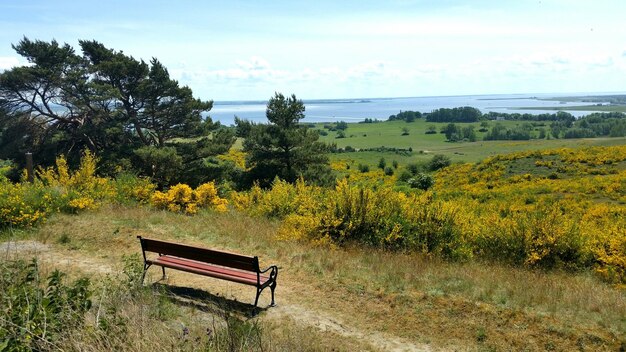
top-left (4, 204), bottom-right (625, 351)
top-left (59, 290), bottom-right (368, 352)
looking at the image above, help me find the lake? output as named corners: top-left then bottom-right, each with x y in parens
top-left (207, 93), bottom-right (610, 126)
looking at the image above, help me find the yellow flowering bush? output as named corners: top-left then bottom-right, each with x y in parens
top-left (113, 173), bottom-right (156, 203)
top-left (150, 182), bottom-right (228, 214)
top-left (217, 149), bottom-right (248, 170)
top-left (232, 178), bottom-right (471, 259)
top-left (0, 180), bottom-right (50, 227)
top-left (231, 145), bottom-right (626, 284)
top-left (36, 150), bottom-right (115, 212)
top-left (1, 151), bottom-right (159, 228)
top-left (67, 197), bottom-right (97, 212)
top-left (230, 178), bottom-right (325, 218)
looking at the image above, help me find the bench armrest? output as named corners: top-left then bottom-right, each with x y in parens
top-left (260, 265), bottom-right (279, 282)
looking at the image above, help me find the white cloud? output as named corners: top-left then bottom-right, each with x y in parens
top-left (236, 56), bottom-right (270, 71)
top-left (171, 56), bottom-right (291, 87)
top-left (0, 56), bottom-right (21, 71)
top-left (169, 50), bottom-right (626, 100)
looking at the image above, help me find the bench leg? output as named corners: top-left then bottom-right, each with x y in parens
top-left (141, 263), bottom-right (151, 284)
top-left (253, 287), bottom-right (262, 308)
top-left (161, 266), bottom-right (166, 280)
top-left (270, 281), bottom-right (277, 307)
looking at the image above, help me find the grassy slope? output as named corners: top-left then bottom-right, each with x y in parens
top-left (4, 206), bottom-right (624, 351)
top-left (312, 119), bottom-right (626, 165)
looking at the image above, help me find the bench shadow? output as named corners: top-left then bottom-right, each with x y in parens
top-left (150, 282), bottom-right (268, 319)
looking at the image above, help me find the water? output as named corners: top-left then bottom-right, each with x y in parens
top-left (207, 93), bottom-right (615, 126)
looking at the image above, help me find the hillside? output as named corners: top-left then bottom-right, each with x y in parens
top-left (2, 205), bottom-right (624, 351)
top-left (1, 145), bottom-right (625, 350)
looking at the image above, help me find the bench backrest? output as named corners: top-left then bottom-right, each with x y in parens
top-left (138, 236), bottom-right (259, 272)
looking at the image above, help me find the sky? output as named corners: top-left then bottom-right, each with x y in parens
top-left (1, 0), bottom-right (625, 101)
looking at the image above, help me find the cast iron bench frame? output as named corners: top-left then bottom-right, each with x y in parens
top-left (137, 236), bottom-right (278, 308)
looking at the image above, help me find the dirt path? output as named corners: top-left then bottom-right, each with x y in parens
top-left (1, 240), bottom-right (434, 352)
top-left (1, 240), bottom-right (114, 275)
top-left (268, 303), bottom-right (432, 351)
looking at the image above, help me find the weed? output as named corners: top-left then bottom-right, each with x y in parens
top-left (476, 327), bottom-right (487, 343)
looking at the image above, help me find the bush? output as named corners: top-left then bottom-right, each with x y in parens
top-left (113, 173), bottom-right (156, 204)
top-left (133, 146), bottom-right (183, 188)
top-left (0, 259), bottom-right (92, 351)
top-left (428, 154), bottom-right (451, 171)
top-left (408, 173), bottom-right (434, 190)
top-left (150, 182), bottom-right (228, 214)
top-left (230, 145), bottom-right (626, 283)
top-left (357, 164), bottom-right (370, 173)
top-left (425, 126), bottom-right (437, 134)
top-left (335, 121), bottom-right (348, 130)
top-left (397, 170), bottom-right (413, 182)
top-left (406, 163), bottom-right (421, 175)
top-left (384, 166), bottom-right (394, 176)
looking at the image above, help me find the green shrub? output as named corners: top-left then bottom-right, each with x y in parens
top-left (378, 157), bottom-right (386, 169)
top-left (408, 173), bottom-right (434, 190)
top-left (406, 163), bottom-right (421, 175)
top-left (397, 170), bottom-right (412, 182)
top-left (335, 121), bottom-right (348, 130)
top-left (0, 259), bottom-right (92, 351)
top-left (428, 154), bottom-right (451, 171)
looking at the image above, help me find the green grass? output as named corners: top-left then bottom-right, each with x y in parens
top-left (312, 120), bottom-right (626, 166)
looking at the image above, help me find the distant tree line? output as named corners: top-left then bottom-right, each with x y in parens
top-left (388, 110), bottom-right (422, 122)
top-left (359, 118), bottom-right (383, 124)
top-left (484, 111), bottom-right (577, 123)
top-left (478, 112), bottom-right (626, 141)
top-left (388, 108), bottom-right (583, 124)
top-left (483, 123), bottom-right (534, 141)
top-left (425, 107), bottom-right (482, 123)
top-left (568, 112), bottom-right (626, 138)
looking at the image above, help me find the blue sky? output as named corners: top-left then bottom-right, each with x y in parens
top-left (1, 0), bottom-right (625, 101)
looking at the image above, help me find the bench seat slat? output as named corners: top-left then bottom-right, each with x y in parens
top-left (149, 255), bottom-right (270, 286)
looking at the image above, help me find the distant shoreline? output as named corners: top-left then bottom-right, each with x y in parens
top-left (213, 92), bottom-right (626, 105)
top-left (516, 105), bottom-right (626, 113)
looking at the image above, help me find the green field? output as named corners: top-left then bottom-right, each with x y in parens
top-left (313, 120), bottom-right (626, 166)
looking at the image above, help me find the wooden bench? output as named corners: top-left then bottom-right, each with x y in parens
top-left (137, 236), bottom-right (278, 308)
